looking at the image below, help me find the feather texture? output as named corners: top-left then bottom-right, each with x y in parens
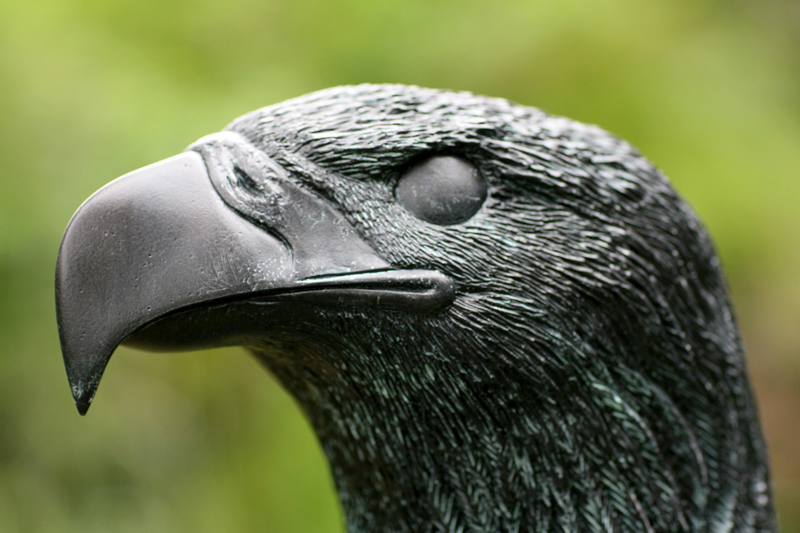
top-left (185, 85), bottom-right (778, 532)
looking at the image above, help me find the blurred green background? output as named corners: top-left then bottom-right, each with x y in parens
top-left (0, 0), bottom-right (798, 531)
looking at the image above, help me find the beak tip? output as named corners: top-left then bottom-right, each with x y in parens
top-left (69, 379), bottom-right (98, 416)
top-left (75, 400), bottom-right (90, 416)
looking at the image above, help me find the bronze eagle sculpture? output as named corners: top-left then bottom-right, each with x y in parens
top-left (56, 85), bottom-right (776, 532)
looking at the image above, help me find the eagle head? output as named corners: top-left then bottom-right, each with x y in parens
top-left (56, 85), bottom-right (776, 532)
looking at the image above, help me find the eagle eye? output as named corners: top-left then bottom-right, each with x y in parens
top-left (395, 155), bottom-right (487, 225)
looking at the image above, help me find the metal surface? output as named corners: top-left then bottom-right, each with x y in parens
top-left (56, 85), bottom-right (776, 532)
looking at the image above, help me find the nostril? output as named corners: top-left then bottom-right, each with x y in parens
top-left (234, 166), bottom-right (261, 195)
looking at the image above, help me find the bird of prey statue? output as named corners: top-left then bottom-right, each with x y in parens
top-left (56, 85), bottom-right (776, 533)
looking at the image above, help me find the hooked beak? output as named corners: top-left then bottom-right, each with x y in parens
top-left (56, 147), bottom-right (453, 415)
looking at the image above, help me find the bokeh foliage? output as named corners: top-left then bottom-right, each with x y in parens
top-left (0, 0), bottom-right (798, 531)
